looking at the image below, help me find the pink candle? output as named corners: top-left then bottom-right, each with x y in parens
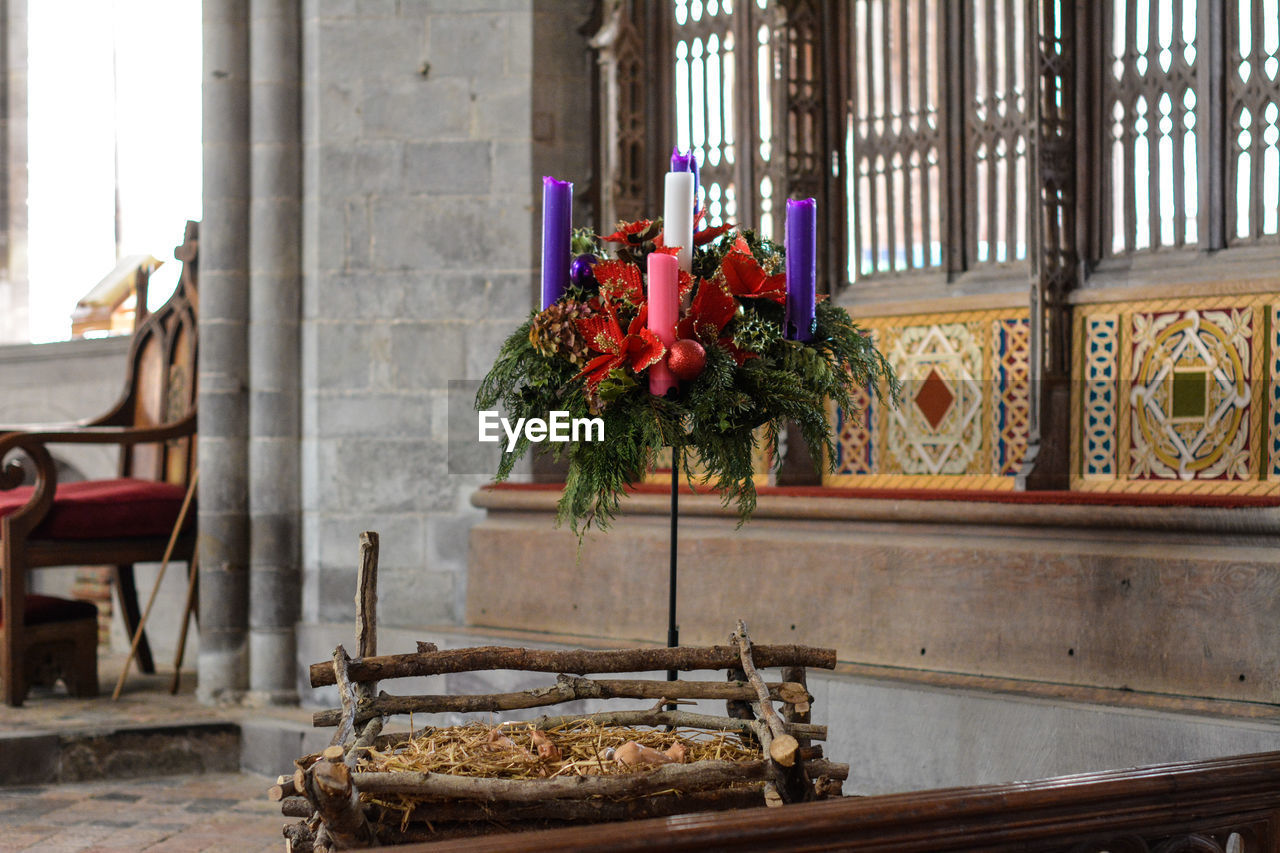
top-left (647, 252), bottom-right (679, 396)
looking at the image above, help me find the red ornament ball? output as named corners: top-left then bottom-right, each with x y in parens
top-left (667, 339), bottom-right (707, 381)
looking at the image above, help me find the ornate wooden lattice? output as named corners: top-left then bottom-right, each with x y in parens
top-left (1226, 0), bottom-right (1280, 244)
top-left (1099, 0), bottom-right (1201, 256)
top-left (847, 0), bottom-right (1032, 280)
top-left (672, 0), bottom-right (745, 230)
top-left (848, 0), bottom-right (947, 277)
top-left (782, 0), bottom-right (843, 289)
top-left (967, 0), bottom-right (1032, 266)
top-left (668, 0), bottom-right (842, 288)
top-left (591, 0), bottom-right (660, 228)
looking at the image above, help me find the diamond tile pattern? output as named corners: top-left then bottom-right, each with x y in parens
top-left (914, 367), bottom-right (955, 430)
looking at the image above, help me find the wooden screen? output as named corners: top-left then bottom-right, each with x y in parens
top-left (848, 0), bottom-right (1031, 280)
top-left (673, 0), bottom-right (744, 229)
top-left (967, 0), bottom-right (1031, 266)
top-left (1100, 0), bottom-right (1201, 255)
top-left (848, 0), bottom-right (946, 277)
top-left (1227, 0), bottom-right (1280, 244)
top-left (668, 0), bottom-right (835, 269)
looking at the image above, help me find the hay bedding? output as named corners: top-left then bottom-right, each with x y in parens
top-left (357, 719), bottom-right (762, 827)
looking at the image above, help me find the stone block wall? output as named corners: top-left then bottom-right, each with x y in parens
top-left (299, 0), bottom-right (592, 639)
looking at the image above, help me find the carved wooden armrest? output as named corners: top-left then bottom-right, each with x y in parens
top-left (0, 412), bottom-right (196, 535)
top-left (0, 411), bottom-right (196, 452)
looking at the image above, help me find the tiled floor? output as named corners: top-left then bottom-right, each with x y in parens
top-left (0, 772), bottom-right (287, 852)
top-left (0, 653), bottom-right (308, 852)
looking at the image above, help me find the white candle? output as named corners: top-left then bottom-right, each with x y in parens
top-left (663, 171), bottom-right (695, 273)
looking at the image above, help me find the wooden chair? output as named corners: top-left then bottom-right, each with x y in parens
top-left (0, 221), bottom-right (199, 706)
top-left (9, 594), bottom-right (99, 697)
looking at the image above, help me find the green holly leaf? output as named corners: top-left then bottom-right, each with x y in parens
top-left (597, 368), bottom-right (638, 402)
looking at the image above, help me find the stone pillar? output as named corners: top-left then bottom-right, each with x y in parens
top-left (198, 0), bottom-right (251, 701)
top-left (248, 0), bottom-right (302, 704)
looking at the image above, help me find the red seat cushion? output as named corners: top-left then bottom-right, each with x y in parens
top-left (0, 594), bottom-right (98, 626)
top-left (0, 478), bottom-right (192, 540)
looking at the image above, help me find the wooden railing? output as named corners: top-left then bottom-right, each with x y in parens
top-left (401, 750), bottom-right (1280, 852)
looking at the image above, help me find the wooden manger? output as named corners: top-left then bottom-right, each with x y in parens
top-left (276, 532), bottom-right (847, 851)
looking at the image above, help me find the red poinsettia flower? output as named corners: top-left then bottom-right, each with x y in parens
top-left (653, 203), bottom-right (731, 257)
top-left (678, 269), bottom-right (695, 302)
top-left (574, 302), bottom-right (666, 391)
top-left (676, 273), bottom-right (736, 341)
top-left (593, 259), bottom-right (645, 306)
top-left (676, 273), bottom-right (758, 365)
top-left (599, 219), bottom-right (658, 245)
top-left (694, 223), bottom-right (733, 246)
top-left (595, 254), bottom-right (695, 307)
top-left (720, 236), bottom-right (786, 303)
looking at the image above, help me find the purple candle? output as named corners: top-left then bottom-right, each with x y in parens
top-left (690, 152), bottom-right (700, 217)
top-left (670, 147), bottom-right (700, 218)
top-left (670, 146), bottom-right (692, 173)
top-left (541, 176), bottom-right (573, 308)
top-left (784, 198), bottom-right (816, 342)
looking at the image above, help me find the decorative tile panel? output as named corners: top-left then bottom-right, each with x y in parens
top-left (1081, 314), bottom-right (1119, 478)
top-left (1271, 305), bottom-right (1280, 478)
top-left (826, 308), bottom-right (1030, 490)
top-left (993, 318), bottom-right (1031, 476)
top-left (883, 322), bottom-right (986, 476)
top-left (1127, 309), bottom-right (1252, 480)
top-left (833, 382), bottom-right (873, 475)
top-left (1072, 295), bottom-right (1277, 495)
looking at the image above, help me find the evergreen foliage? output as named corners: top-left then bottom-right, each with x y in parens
top-left (476, 227), bottom-right (899, 537)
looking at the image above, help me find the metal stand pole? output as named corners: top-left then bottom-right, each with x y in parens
top-left (667, 448), bottom-right (679, 687)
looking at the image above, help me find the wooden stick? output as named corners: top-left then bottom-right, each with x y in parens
top-left (280, 795), bottom-right (313, 818)
top-left (270, 775), bottom-right (300, 801)
top-left (385, 786), bottom-right (767, 825)
top-left (282, 821), bottom-right (316, 853)
top-left (309, 756), bottom-right (378, 848)
top-left (352, 759), bottom-right (769, 801)
top-left (312, 675), bottom-right (806, 727)
top-left (781, 666), bottom-right (812, 731)
top-left (169, 547), bottom-right (199, 695)
top-left (355, 531), bottom-right (378, 661)
top-left (526, 708), bottom-right (826, 740)
top-left (733, 620), bottom-right (799, 768)
top-left (335, 532), bottom-right (383, 762)
top-left (346, 716), bottom-right (383, 771)
top-left (328, 645), bottom-right (358, 748)
top-left (309, 643), bottom-right (837, 688)
top-left (112, 470), bottom-right (199, 700)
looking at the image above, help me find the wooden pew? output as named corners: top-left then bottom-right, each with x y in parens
top-left (400, 750), bottom-right (1280, 852)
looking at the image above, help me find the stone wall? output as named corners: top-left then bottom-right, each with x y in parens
top-left (469, 487), bottom-right (1280, 705)
top-left (298, 0), bottom-right (593, 644)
